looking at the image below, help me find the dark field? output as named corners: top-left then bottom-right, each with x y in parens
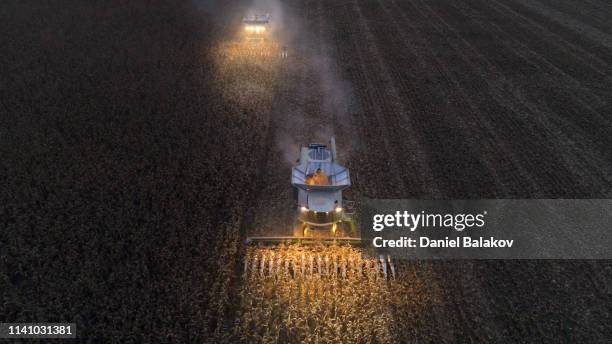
top-left (1, 0), bottom-right (611, 342)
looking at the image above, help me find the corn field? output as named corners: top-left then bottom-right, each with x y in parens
top-left (236, 245), bottom-right (393, 343)
top-left (3, 0), bottom-right (611, 342)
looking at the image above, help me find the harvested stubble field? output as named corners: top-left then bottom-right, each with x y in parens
top-left (1, 0), bottom-right (611, 343)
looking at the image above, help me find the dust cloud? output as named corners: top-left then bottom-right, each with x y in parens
top-left (248, 0), bottom-right (359, 165)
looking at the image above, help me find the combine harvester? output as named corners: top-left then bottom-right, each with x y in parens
top-left (242, 14), bottom-right (270, 42)
top-left (226, 13), bottom-right (287, 59)
top-left (245, 138), bottom-right (395, 279)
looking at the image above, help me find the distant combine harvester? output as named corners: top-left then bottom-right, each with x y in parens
top-left (242, 14), bottom-right (270, 42)
top-left (230, 13), bottom-right (287, 58)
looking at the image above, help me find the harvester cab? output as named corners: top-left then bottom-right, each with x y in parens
top-left (242, 14), bottom-right (270, 42)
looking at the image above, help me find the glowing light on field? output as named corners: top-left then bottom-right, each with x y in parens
top-left (245, 25), bottom-right (266, 33)
top-left (238, 245), bottom-right (393, 342)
